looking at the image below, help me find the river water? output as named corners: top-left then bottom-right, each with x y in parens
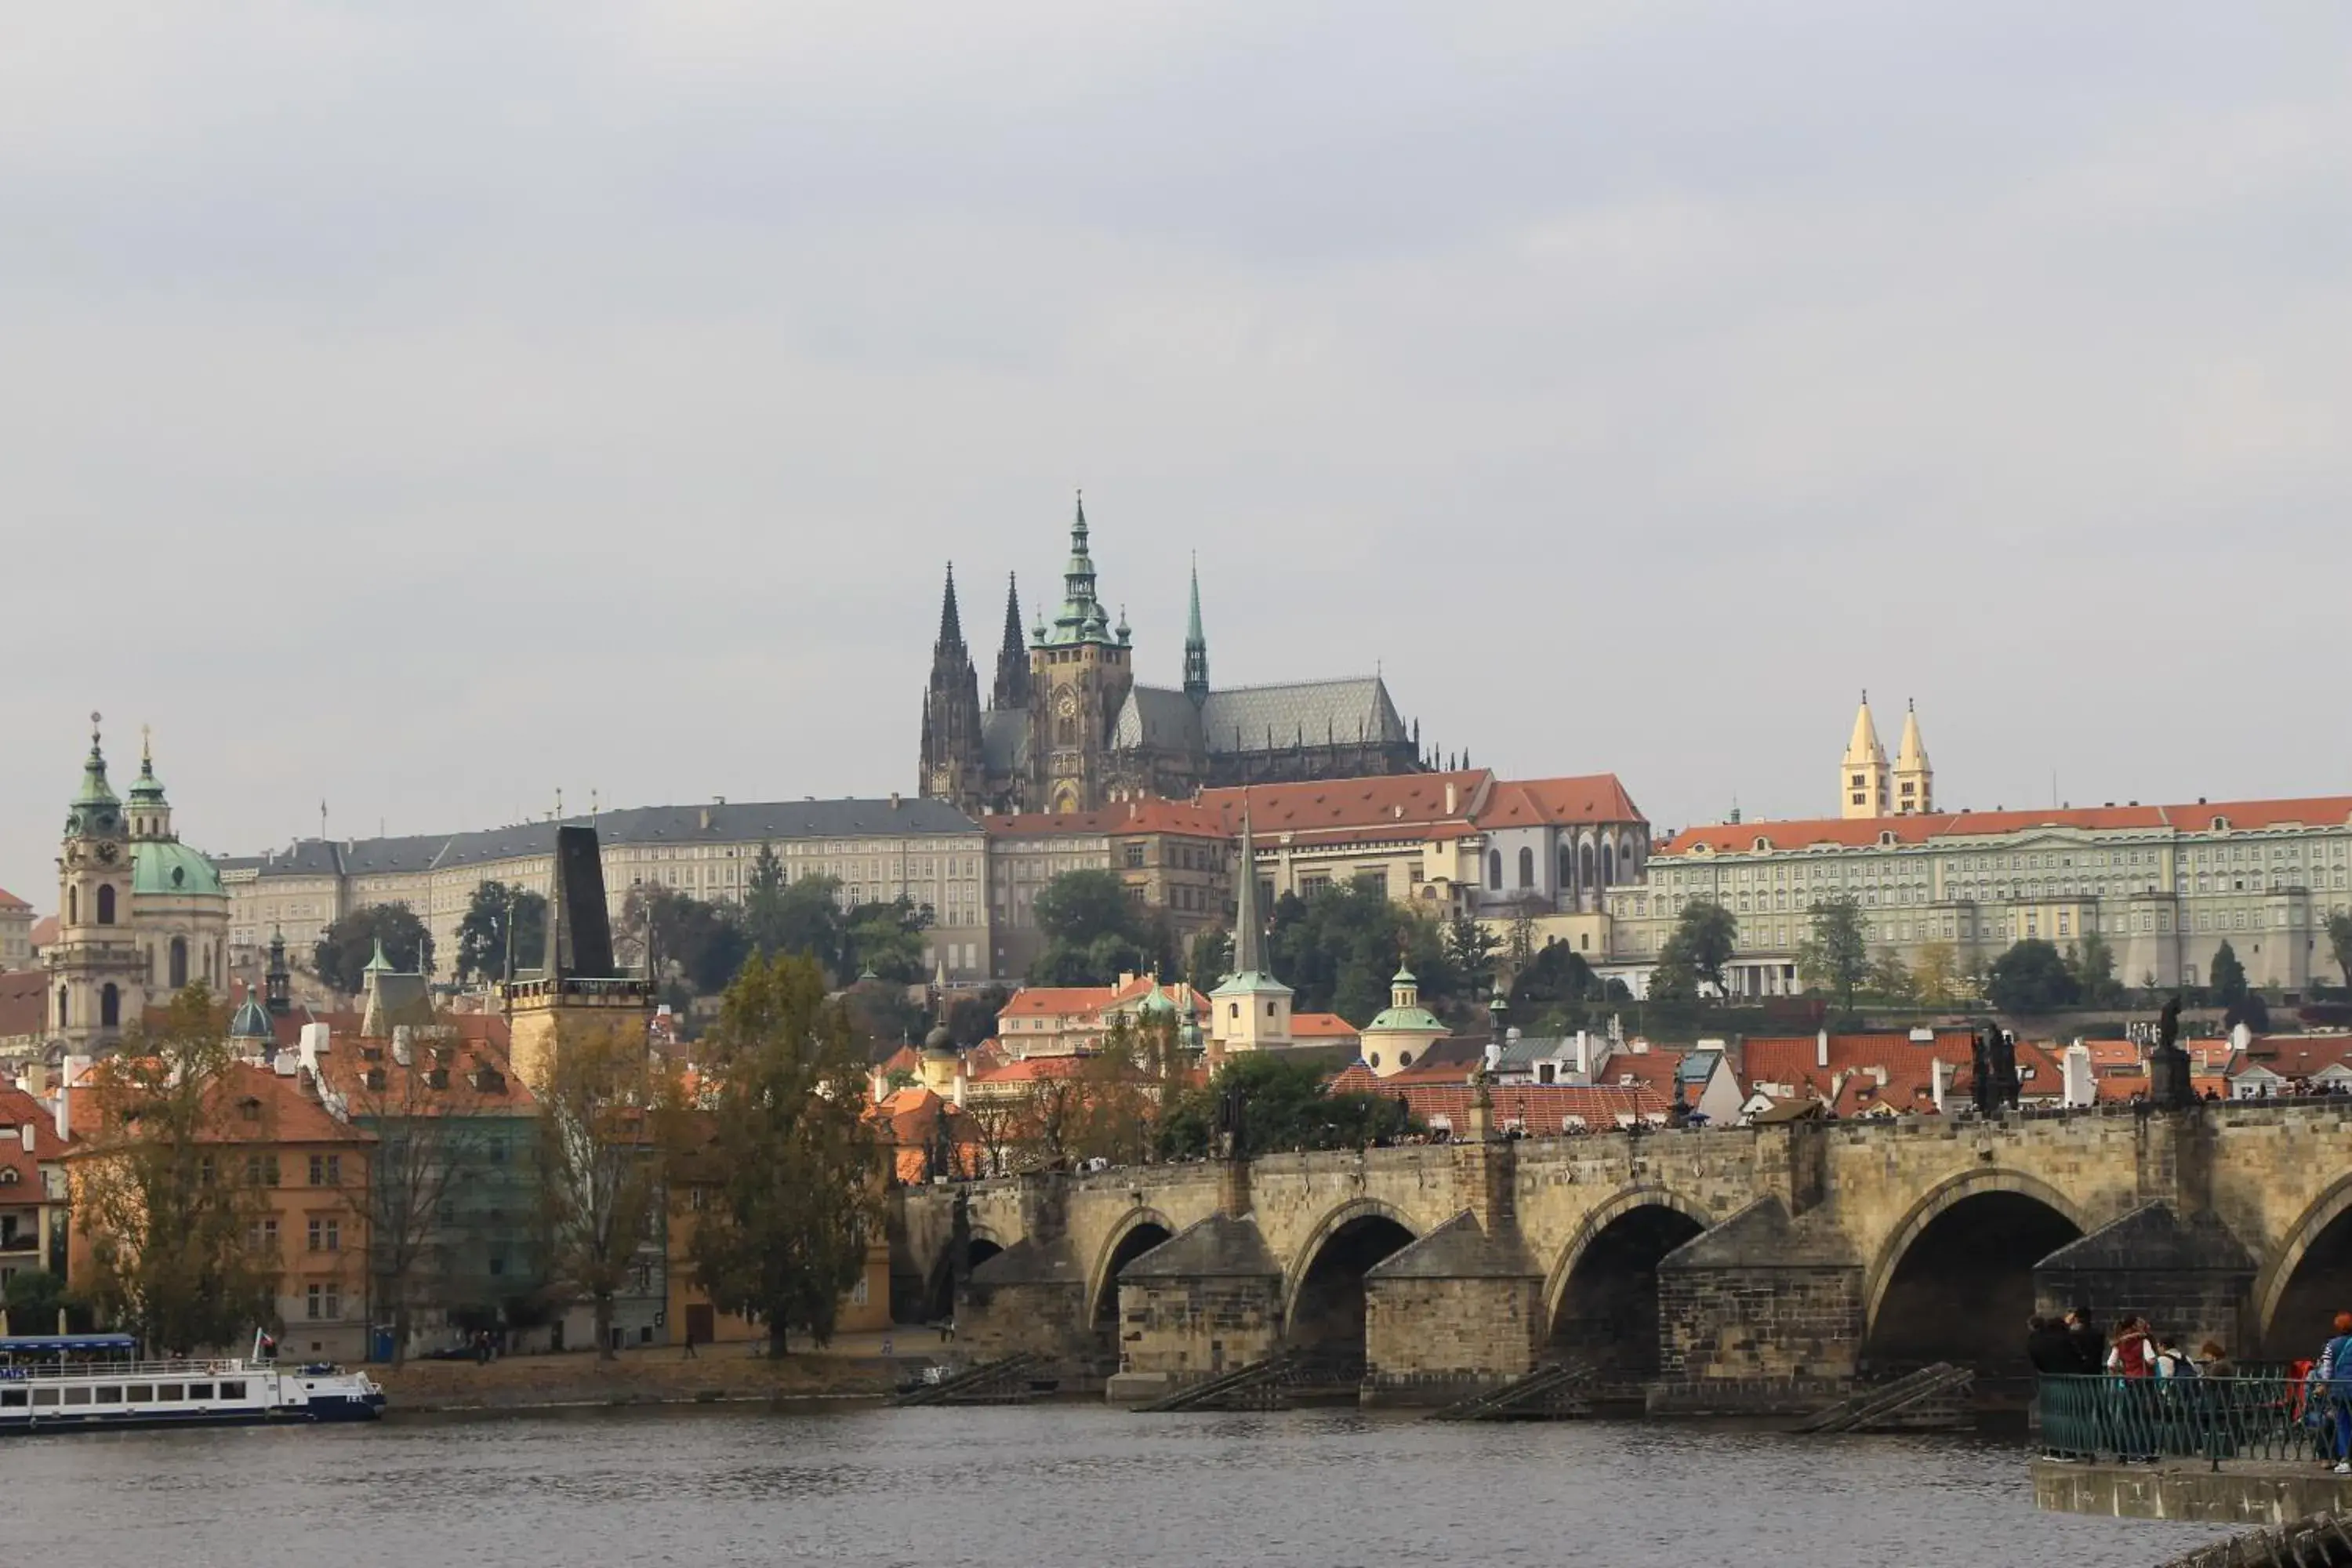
top-left (11, 1406), bottom-right (2236, 1566)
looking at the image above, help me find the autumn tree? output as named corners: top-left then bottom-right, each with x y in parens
top-left (76, 987), bottom-right (281, 1353)
top-left (538, 1022), bottom-right (671, 1360)
top-left (1914, 942), bottom-right (1964, 1007)
top-left (338, 1022), bottom-right (490, 1367)
top-left (686, 954), bottom-right (880, 1356)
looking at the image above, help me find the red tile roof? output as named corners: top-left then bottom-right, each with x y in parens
top-left (1476, 775), bottom-right (1646, 827)
top-left (0, 970), bottom-right (49, 1040)
top-left (1290, 1012), bottom-right (1360, 1040)
top-left (0, 887), bottom-right (30, 913)
top-left (985, 800), bottom-right (1227, 838)
top-left (2235, 1035), bottom-right (2352, 1080)
top-left (1661, 796), bottom-right (2352, 855)
top-left (0, 1086), bottom-right (71, 1190)
top-left (1329, 1065), bottom-right (1668, 1131)
top-left (1199, 771), bottom-right (1492, 839)
top-left (28, 916), bottom-right (57, 949)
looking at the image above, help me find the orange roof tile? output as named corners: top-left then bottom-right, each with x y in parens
top-left (1199, 771), bottom-right (1492, 838)
top-left (1475, 775), bottom-right (1646, 828)
top-left (0, 887), bottom-right (30, 913)
top-left (1661, 795), bottom-right (2352, 855)
top-left (1290, 1013), bottom-right (1360, 1040)
top-left (984, 800), bottom-right (1227, 838)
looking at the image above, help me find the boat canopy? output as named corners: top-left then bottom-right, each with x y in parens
top-left (0, 1334), bottom-right (140, 1353)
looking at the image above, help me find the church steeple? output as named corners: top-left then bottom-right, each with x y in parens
top-left (1892, 699), bottom-right (1933, 815)
top-left (49, 713), bottom-right (144, 1050)
top-left (1047, 491), bottom-right (1115, 647)
top-left (1208, 796), bottom-right (1293, 1053)
top-left (992, 572), bottom-right (1030, 710)
top-left (1182, 557), bottom-right (1210, 702)
top-left (1840, 690), bottom-right (1892, 819)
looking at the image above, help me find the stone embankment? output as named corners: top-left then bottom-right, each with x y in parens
top-left (374, 1345), bottom-right (900, 1413)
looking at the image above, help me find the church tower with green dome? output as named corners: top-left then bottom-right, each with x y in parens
top-left (47, 715), bottom-right (146, 1051)
top-left (1025, 492), bottom-right (1133, 814)
top-left (123, 728), bottom-right (230, 1002)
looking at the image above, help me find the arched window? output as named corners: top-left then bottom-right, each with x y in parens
top-left (96, 884), bottom-right (116, 924)
top-left (1517, 847), bottom-right (1534, 888)
top-left (100, 984), bottom-right (120, 1029)
top-left (68, 887), bottom-right (78, 924)
top-left (1602, 842), bottom-right (1616, 886)
top-left (169, 936), bottom-right (190, 989)
top-left (1487, 851), bottom-right (1503, 890)
top-left (1559, 844), bottom-right (1573, 889)
top-left (56, 988), bottom-right (67, 1029)
top-left (1580, 842), bottom-right (1597, 888)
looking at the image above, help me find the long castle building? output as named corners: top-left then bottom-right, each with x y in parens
top-left (918, 495), bottom-right (1425, 817)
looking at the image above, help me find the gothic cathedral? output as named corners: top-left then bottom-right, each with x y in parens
top-left (919, 496), bottom-right (1426, 818)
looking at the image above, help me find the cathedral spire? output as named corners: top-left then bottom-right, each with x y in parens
top-left (1231, 797), bottom-right (1265, 977)
top-left (1183, 555), bottom-right (1210, 702)
top-left (993, 572), bottom-right (1030, 710)
top-left (1839, 690), bottom-right (1891, 820)
top-left (935, 562), bottom-right (967, 654)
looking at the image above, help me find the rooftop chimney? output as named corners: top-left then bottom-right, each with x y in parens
top-left (1817, 1027), bottom-right (1831, 1069)
top-left (1444, 782), bottom-right (1457, 815)
top-left (2062, 1043), bottom-right (2094, 1109)
top-left (18, 1123), bottom-right (33, 1153)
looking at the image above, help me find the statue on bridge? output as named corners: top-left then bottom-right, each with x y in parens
top-left (1970, 1022), bottom-right (2020, 1115)
top-left (2147, 994), bottom-right (2194, 1112)
top-left (1214, 1080), bottom-right (1249, 1161)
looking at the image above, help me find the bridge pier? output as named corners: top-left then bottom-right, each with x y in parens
top-left (2034, 1202), bottom-right (2255, 1359)
top-left (958, 1171), bottom-right (1102, 1384)
top-left (1650, 1196), bottom-right (1865, 1415)
top-left (1362, 1211), bottom-right (1542, 1406)
top-left (1106, 1213), bottom-right (1283, 1403)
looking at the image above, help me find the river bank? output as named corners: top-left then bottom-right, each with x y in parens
top-left (375, 1341), bottom-right (903, 1412)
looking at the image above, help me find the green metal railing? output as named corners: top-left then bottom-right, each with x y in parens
top-left (2038, 1373), bottom-right (2348, 1466)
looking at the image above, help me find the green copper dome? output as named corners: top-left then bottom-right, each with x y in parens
top-left (133, 838), bottom-right (226, 898)
top-left (126, 736), bottom-right (167, 807)
top-left (1137, 985), bottom-right (1178, 1018)
top-left (229, 990), bottom-right (274, 1039)
top-left (1367, 1002), bottom-right (1445, 1033)
top-left (66, 722), bottom-right (122, 837)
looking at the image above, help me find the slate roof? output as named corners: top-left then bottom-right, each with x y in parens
top-left (226, 797), bottom-right (984, 880)
top-left (1120, 1213), bottom-right (1279, 1279)
top-left (1196, 677), bottom-right (1410, 755)
top-left (1109, 686), bottom-right (1204, 753)
top-left (1367, 1210), bottom-right (1537, 1279)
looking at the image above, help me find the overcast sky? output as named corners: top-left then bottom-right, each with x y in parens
top-left (4, 2), bottom-right (2349, 909)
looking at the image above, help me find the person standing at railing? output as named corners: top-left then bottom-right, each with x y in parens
top-left (2314, 1313), bottom-right (2352, 1473)
top-left (2063, 1308), bottom-right (2106, 1376)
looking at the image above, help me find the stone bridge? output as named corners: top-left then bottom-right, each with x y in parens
top-left (891, 1101), bottom-right (2352, 1406)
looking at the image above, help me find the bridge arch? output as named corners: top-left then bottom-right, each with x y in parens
top-left (1863, 1169), bottom-right (2085, 1374)
top-left (2254, 1174), bottom-right (2352, 1356)
top-left (1542, 1186), bottom-right (1712, 1374)
top-left (923, 1227), bottom-right (1004, 1323)
top-left (1087, 1207), bottom-right (1178, 1330)
top-left (1282, 1198), bottom-right (1421, 1352)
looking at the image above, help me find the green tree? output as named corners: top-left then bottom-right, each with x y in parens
top-left (1155, 1051), bottom-right (1414, 1160)
top-left (946, 984), bottom-right (1011, 1048)
top-left (2070, 931), bottom-right (2123, 1008)
top-left (314, 904), bottom-right (434, 993)
top-left (687, 954), bottom-right (880, 1356)
top-left (77, 987), bottom-right (280, 1353)
top-left (620, 886), bottom-right (752, 996)
top-left (1986, 938), bottom-right (2082, 1014)
top-left (2210, 940), bottom-right (2249, 1009)
top-left (452, 881), bottom-right (547, 985)
top-left (2329, 913), bottom-right (2352, 990)
top-left (1796, 895), bottom-right (1870, 1016)
top-left (2, 1269), bottom-right (85, 1334)
top-left (538, 1021), bottom-right (671, 1361)
top-left (744, 861), bottom-right (850, 976)
top-left (1265, 884), bottom-right (1454, 1024)
top-left (1188, 927), bottom-right (1233, 993)
top-left (1668, 901), bottom-right (1738, 999)
top-left (1029, 869), bottom-right (1165, 985)
top-left (845, 896), bottom-right (930, 983)
top-left (1508, 942), bottom-right (1598, 1032)
top-left (1867, 948), bottom-right (1917, 1007)
top-left (1647, 932), bottom-right (1700, 1004)
top-left (1504, 896), bottom-right (1544, 976)
top-left (1443, 912), bottom-right (1501, 996)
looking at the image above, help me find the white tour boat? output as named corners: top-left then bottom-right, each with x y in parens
top-left (0, 1331), bottom-right (386, 1433)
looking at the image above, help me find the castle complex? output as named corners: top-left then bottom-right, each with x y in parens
top-left (917, 496), bottom-right (1424, 817)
